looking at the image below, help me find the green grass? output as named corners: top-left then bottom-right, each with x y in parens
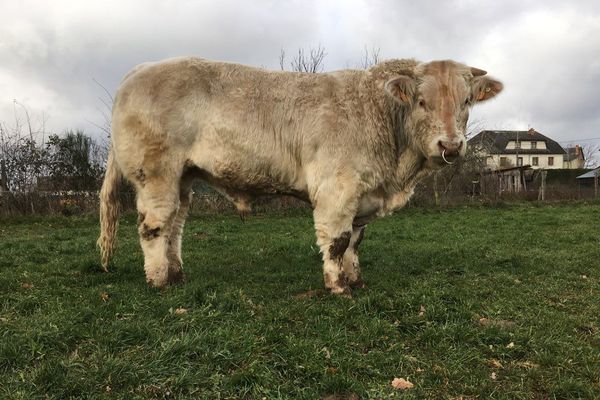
top-left (1, 203), bottom-right (600, 399)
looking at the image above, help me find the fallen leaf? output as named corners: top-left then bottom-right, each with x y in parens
top-left (418, 305), bottom-right (426, 317)
top-left (100, 292), bottom-right (109, 302)
top-left (491, 372), bottom-right (497, 380)
top-left (174, 307), bottom-right (188, 315)
top-left (487, 359), bottom-right (503, 369)
top-left (515, 361), bottom-right (539, 369)
top-left (416, 367), bottom-right (424, 373)
top-left (506, 342), bottom-right (515, 349)
top-left (326, 367), bottom-right (338, 375)
top-left (391, 377), bottom-right (414, 390)
top-left (581, 275), bottom-right (588, 280)
top-left (21, 282), bottom-right (34, 289)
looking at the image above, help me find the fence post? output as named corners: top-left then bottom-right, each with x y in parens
top-left (595, 169), bottom-right (598, 199)
top-left (538, 169), bottom-right (547, 201)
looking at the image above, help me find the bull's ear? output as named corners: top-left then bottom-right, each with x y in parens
top-left (471, 76), bottom-right (503, 102)
top-left (385, 76), bottom-right (416, 105)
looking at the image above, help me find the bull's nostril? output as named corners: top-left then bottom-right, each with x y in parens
top-left (458, 141), bottom-right (464, 150)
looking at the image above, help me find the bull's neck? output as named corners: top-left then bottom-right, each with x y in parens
top-left (367, 89), bottom-right (428, 193)
top-left (355, 69), bottom-right (431, 194)
top-left (386, 146), bottom-right (428, 194)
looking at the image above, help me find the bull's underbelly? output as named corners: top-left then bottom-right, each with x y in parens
top-left (184, 162), bottom-right (418, 222)
top-left (183, 163), bottom-right (310, 212)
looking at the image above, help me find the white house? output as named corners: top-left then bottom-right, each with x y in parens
top-left (468, 129), bottom-right (579, 170)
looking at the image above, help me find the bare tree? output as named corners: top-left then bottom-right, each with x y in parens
top-left (84, 78), bottom-right (114, 166)
top-left (279, 45), bottom-right (327, 73)
top-left (279, 48), bottom-right (286, 71)
top-left (581, 143), bottom-right (600, 168)
top-left (0, 102), bottom-right (51, 192)
top-left (359, 46), bottom-right (381, 69)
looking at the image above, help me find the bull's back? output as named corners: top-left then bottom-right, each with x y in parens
top-left (111, 57), bottom-right (340, 197)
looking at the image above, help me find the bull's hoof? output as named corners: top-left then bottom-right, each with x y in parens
top-left (328, 285), bottom-right (352, 298)
top-left (146, 277), bottom-right (167, 288)
top-left (145, 266), bottom-right (169, 288)
top-left (324, 272), bottom-right (352, 297)
top-left (167, 267), bottom-right (187, 285)
top-left (146, 272), bottom-right (186, 288)
top-left (349, 279), bottom-right (366, 289)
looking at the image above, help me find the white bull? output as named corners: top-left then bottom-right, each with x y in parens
top-left (98, 57), bottom-right (502, 294)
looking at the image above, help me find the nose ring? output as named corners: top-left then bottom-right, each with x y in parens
top-left (441, 149), bottom-right (455, 165)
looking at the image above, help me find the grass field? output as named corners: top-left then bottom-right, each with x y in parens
top-left (1, 203), bottom-right (600, 399)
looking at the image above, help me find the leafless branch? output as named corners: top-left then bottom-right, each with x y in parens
top-left (93, 78), bottom-right (114, 103)
top-left (279, 49), bottom-right (286, 71)
top-left (359, 46), bottom-right (381, 69)
top-left (286, 44), bottom-right (327, 73)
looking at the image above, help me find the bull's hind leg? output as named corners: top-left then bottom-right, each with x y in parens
top-left (165, 180), bottom-right (193, 282)
top-left (136, 177), bottom-right (181, 287)
top-left (342, 225), bottom-right (366, 288)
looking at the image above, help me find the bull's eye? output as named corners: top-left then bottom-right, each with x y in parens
top-left (418, 99), bottom-right (426, 109)
top-left (464, 97), bottom-right (472, 106)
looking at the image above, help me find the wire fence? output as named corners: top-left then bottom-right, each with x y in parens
top-left (1, 173), bottom-right (597, 217)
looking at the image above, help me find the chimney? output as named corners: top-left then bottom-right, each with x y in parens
top-left (575, 144), bottom-right (581, 156)
top-left (527, 128), bottom-right (536, 136)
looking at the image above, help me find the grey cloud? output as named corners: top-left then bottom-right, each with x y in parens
top-left (1, 0), bottom-right (599, 150)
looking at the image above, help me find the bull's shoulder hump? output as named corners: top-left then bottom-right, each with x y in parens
top-left (121, 57), bottom-right (207, 80)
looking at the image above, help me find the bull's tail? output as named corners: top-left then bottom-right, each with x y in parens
top-left (97, 148), bottom-right (122, 271)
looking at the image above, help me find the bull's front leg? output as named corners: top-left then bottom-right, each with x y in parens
top-left (342, 225), bottom-right (366, 288)
top-left (312, 192), bottom-right (358, 296)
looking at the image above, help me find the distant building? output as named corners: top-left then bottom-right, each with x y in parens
top-left (564, 145), bottom-right (586, 169)
top-left (576, 167), bottom-right (599, 188)
top-left (468, 129), bottom-right (580, 170)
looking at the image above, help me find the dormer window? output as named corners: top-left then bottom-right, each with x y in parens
top-left (531, 141), bottom-right (537, 149)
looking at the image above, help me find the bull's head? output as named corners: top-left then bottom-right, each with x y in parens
top-left (385, 60), bottom-right (503, 168)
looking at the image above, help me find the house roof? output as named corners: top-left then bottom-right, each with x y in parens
top-left (576, 167), bottom-right (599, 179)
top-left (564, 146), bottom-right (585, 162)
top-left (468, 130), bottom-right (566, 155)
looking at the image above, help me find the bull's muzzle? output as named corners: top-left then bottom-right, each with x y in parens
top-left (437, 139), bottom-right (464, 164)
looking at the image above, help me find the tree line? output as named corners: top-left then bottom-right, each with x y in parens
top-left (0, 122), bottom-right (106, 193)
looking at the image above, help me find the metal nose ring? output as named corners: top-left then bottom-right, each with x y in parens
top-left (441, 149), bottom-right (455, 165)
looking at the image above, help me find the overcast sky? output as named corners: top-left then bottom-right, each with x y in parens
top-left (1, 0), bottom-right (599, 152)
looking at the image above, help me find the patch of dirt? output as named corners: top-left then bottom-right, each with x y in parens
top-left (294, 289), bottom-right (327, 299)
top-left (477, 317), bottom-right (516, 329)
top-left (323, 394), bottom-right (359, 400)
top-left (193, 231), bottom-right (210, 239)
top-left (575, 325), bottom-right (597, 336)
